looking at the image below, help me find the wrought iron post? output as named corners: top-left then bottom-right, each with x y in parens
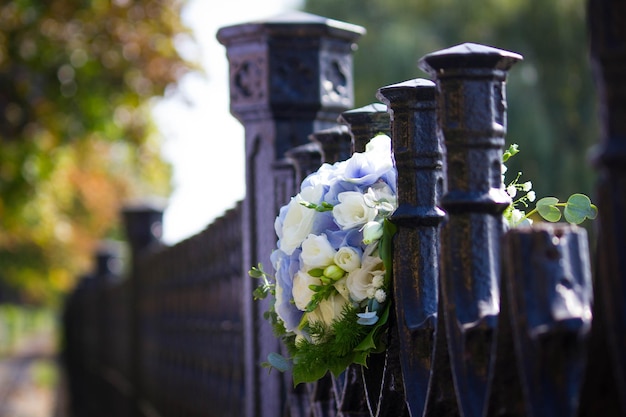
top-left (93, 241), bottom-right (124, 374)
top-left (309, 125), bottom-right (353, 164)
top-left (503, 224), bottom-right (592, 417)
top-left (581, 1), bottom-right (626, 415)
top-left (121, 200), bottom-right (165, 417)
top-left (419, 43), bottom-right (522, 417)
top-left (217, 12), bottom-right (364, 417)
top-left (285, 142), bottom-right (322, 186)
top-left (376, 79), bottom-right (446, 417)
top-left (339, 103), bottom-right (390, 152)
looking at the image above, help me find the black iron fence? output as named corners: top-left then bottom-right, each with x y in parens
top-left (62, 2), bottom-right (626, 417)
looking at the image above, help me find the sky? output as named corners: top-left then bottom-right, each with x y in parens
top-left (153, 0), bottom-right (302, 244)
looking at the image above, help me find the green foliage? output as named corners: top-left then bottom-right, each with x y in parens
top-left (502, 145), bottom-right (597, 227)
top-left (303, 0), bottom-right (597, 212)
top-left (300, 201), bottom-right (334, 212)
top-left (536, 197), bottom-right (562, 222)
top-left (0, 0), bottom-right (196, 303)
top-left (534, 194), bottom-right (597, 224)
top-left (249, 263), bottom-right (275, 300)
top-left (0, 304), bottom-right (57, 357)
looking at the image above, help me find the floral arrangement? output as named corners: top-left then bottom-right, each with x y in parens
top-left (250, 139), bottom-right (596, 386)
top-left (249, 134), bottom-right (398, 385)
top-left (502, 144), bottom-right (597, 227)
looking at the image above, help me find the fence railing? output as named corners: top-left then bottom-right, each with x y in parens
top-left (62, 2), bottom-right (626, 417)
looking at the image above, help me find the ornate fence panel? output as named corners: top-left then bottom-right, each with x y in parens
top-left (61, 3), bottom-right (626, 417)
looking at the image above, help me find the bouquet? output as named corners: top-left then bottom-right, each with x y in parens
top-left (250, 134), bottom-right (398, 385)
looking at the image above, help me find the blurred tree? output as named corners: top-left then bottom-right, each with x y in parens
top-left (304, 0), bottom-right (598, 217)
top-left (0, 0), bottom-right (195, 304)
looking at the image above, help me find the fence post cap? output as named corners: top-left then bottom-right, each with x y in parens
top-left (418, 42), bottom-right (523, 75)
top-left (377, 78), bottom-right (435, 104)
top-left (216, 10), bottom-right (365, 46)
top-left (340, 102), bottom-right (387, 116)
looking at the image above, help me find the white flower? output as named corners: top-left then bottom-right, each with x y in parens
top-left (301, 234), bottom-right (336, 268)
top-left (333, 277), bottom-right (351, 300)
top-left (372, 274), bottom-right (384, 289)
top-left (510, 208), bottom-right (524, 224)
top-left (374, 289), bottom-right (387, 303)
top-left (333, 191), bottom-right (377, 230)
top-left (307, 293), bottom-right (349, 328)
top-left (292, 270), bottom-right (321, 311)
top-left (365, 134), bottom-right (391, 153)
top-left (506, 184), bottom-right (517, 198)
top-left (334, 247), bottom-right (361, 272)
top-left (346, 255), bottom-right (385, 302)
top-left (364, 183), bottom-right (396, 214)
top-left (278, 185), bottom-right (324, 255)
top-left (522, 181), bottom-right (532, 192)
top-left (527, 190), bottom-right (536, 202)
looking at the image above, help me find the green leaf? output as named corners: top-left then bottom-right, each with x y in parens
top-left (248, 267), bottom-right (263, 278)
top-left (536, 197), bottom-right (561, 222)
top-left (380, 219), bottom-right (397, 287)
top-left (292, 361), bottom-right (329, 386)
top-left (308, 268), bottom-right (324, 277)
top-left (328, 355), bottom-right (355, 377)
top-left (564, 193), bottom-right (598, 224)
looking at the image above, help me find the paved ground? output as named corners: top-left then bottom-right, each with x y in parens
top-left (0, 329), bottom-right (68, 417)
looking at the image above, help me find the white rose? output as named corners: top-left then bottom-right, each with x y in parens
top-left (278, 185), bottom-right (324, 255)
top-left (346, 255), bottom-right (385, 302)
top-left (301, 234), bottom-right (336, 268)
top-left (334, 246), bottom-right (361, 272)
top-left (292, 270), bottom-right (321, 311)
top-left (333, 191), bottom-right (377, 230)
top-left (307, 293), bottom-right (349, 328)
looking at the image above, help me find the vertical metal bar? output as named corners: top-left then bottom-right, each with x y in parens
top-left (121, 201), bottom-right (165, 417)
top-left (376, 79), bottom-right (445, 417)
top-left (503, 224), bottom-right (593, 417)
top-left (419, 43), bottom-right (522, 417)
top-left (580, 2), bottom-right (626, 415)
top-left (217, 12), bottom-right (364, 417)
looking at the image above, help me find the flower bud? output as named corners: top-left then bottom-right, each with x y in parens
top-left (362, 221), bottom-right (383, 244)
top-left (323, 264), bottom-right (345, 281)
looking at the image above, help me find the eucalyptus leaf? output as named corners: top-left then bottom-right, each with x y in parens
top-left (564, 193), bottom-right (598, 224)
top-left (267, 352), bottom-right (291, 373)
top-left (536, 197), bottom-right (561, 222)
top-left (354, 303), bottom-right (390, 352)
top-left (356, 311), bottom-right (379, 325)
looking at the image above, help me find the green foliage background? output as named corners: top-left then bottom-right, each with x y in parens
top-left (0, 0), bottom-right (195, 304)
top-left (304, 0), bottom-right (598, 210)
